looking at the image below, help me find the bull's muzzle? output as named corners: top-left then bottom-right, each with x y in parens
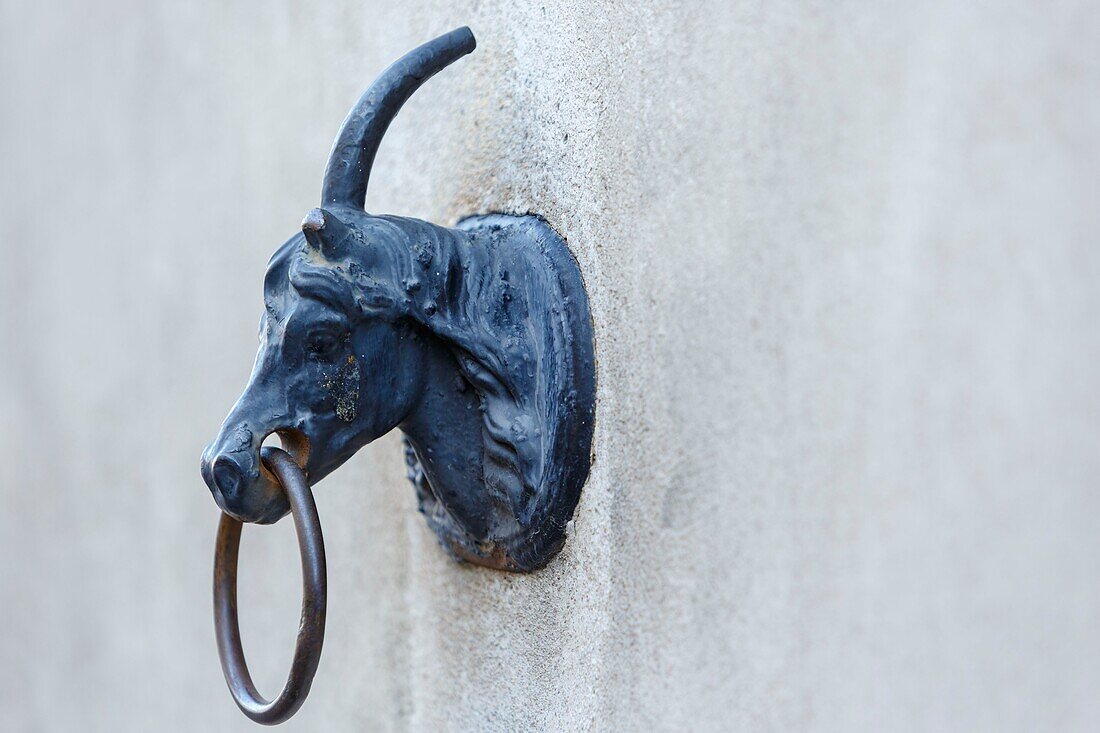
top-left (201, 425), bottom-right (291, 524)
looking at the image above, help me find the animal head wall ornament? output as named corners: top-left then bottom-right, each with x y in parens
top-left (201, 26), bottom-right (595, 573)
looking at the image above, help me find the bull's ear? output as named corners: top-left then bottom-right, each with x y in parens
top-left (301, 208), bottom-right (354, 259)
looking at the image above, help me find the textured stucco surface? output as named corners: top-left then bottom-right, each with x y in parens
top-left (2, 1), bottom-right (1099, 731)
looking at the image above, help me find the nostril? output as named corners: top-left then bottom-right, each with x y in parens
top-left (212, 457), bottom-right (244, 500)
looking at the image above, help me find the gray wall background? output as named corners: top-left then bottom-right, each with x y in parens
top-left (2, 1), bottom-right (1098, 730)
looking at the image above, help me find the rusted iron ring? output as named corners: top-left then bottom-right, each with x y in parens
top-left (213, 447), bottom-right (326, 725)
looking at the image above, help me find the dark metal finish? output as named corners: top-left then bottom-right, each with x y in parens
top-left (201, 24), bottom-right (595, 574)
top-left (204, 22), bottom-right (596, 725)
top-left (213, 448), bottom-right (326, 725)
top-left (321, 27), bottom-right (476, 209)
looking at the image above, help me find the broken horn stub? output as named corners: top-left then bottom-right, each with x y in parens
top-left (301, 207), bottom-right (355, 258)
top-left (301, 207), bottom-right (326, 232)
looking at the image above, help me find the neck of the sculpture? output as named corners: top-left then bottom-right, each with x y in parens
top-left (399, 332), bottom-right (490, 538)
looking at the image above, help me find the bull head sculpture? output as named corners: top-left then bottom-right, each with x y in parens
top-left (201, 27), bottom-right (595, 573)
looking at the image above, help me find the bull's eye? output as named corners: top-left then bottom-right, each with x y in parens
top-left (307, 330), bottom-right (344, 361)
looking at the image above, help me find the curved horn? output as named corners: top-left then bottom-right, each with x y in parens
top-left (321, 26), bottom-right (477, 209)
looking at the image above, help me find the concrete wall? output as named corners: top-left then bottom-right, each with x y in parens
top-left (2, 1), bottom-right (1098, 730)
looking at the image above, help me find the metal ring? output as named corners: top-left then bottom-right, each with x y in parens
top-left (213, 447), bottom-right (326, 725)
